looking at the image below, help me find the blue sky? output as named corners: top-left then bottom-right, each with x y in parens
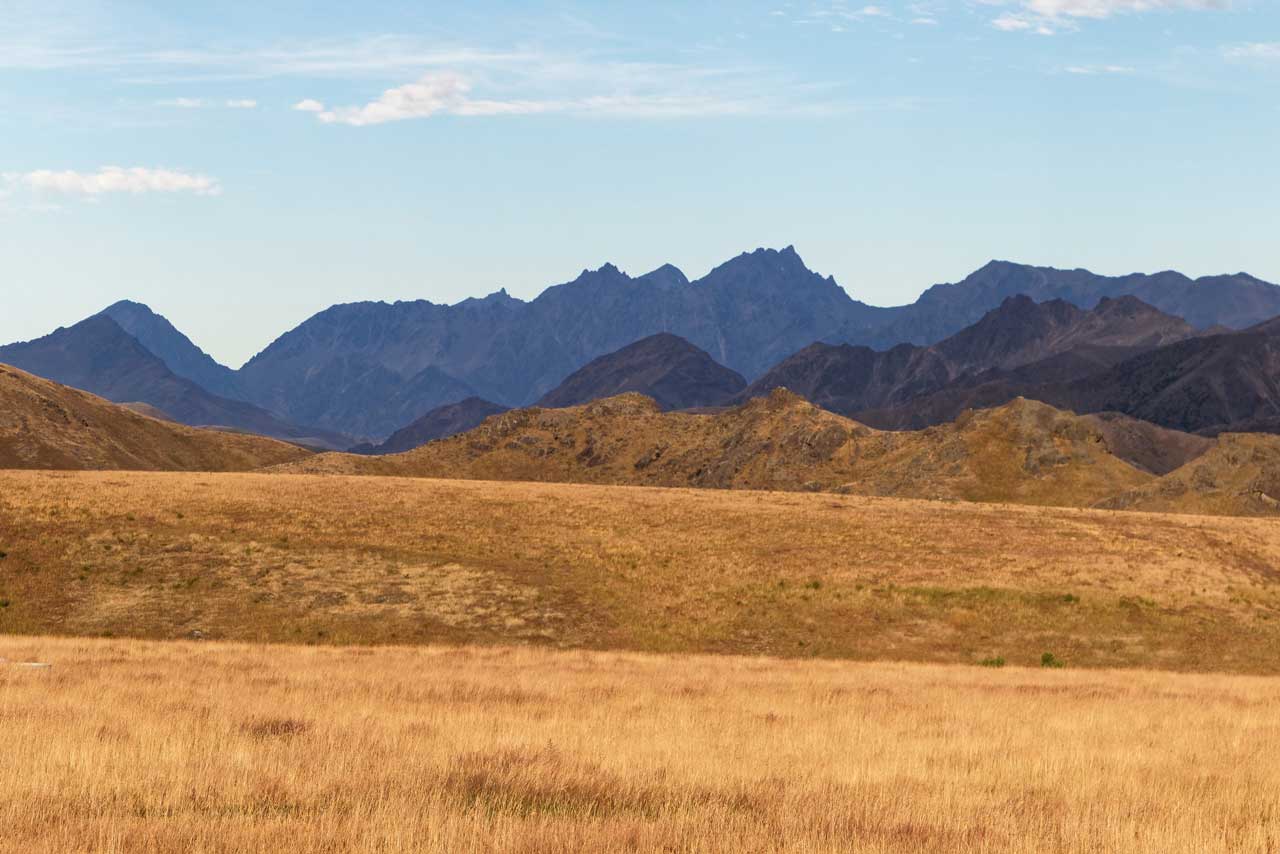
top-left (2, 0), bottom-right (1277, 367)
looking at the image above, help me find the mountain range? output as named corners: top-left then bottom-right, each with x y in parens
top-left (230, 251), bottom-right (1280, 438)
top-left (4, 247), bottom-right (1280, 441)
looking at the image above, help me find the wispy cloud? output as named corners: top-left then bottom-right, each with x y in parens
top-left (1065, 64), bottom-right (1135, 73)
top-left (0, 34), bottom-right (540, 80)
top-left (1223, 42), bottom-right (1280, 62)
top-left (7, 166), bottom-right (221, 196)
top-left (157, 97), bottom-right (259, 109)
top-left (5, 29), bottom-right (861, 120)
top-left (157, 97), bottom-right (206, 108)
top-left (985, 0), bottom-right (1230, 34)
top-left (294, 67), bottom-right (885, 125)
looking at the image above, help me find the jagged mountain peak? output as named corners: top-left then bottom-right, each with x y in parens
top-left (639, 263), bottom-right (689, 287)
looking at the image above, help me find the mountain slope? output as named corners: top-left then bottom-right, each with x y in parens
top-left (99, 300), bottom-right (242, 399)
top-left (0, 316), bottom-right (348, 448)
top-left (0, 363), bottom-right (311, 471)
top-left (351, 397), bottom-right (509, 454)
top-left (272, 391), bottom-right (1153, 509)
top-left (536, 333), bottom-right (746, 410)
top-left (1054, 329), bottom-right (1280, 435)
top-left (740, 295), bottom-right (1193, 417)
top-left (866, 323), bottom-right (1280, 438)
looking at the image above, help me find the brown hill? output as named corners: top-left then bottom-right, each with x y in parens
top-left (118, 402), bottom-right (176, 422)
top-left (1100, 432), bottom-right (1280, 517)
top-left (274, 389), bottom-right (1153, 508)
top-left (0, 363), bottom-right (312, 471)
top-left (536, 333), bottom-right (747, 410)
top-left (351, 397), bottom-right (509, 454)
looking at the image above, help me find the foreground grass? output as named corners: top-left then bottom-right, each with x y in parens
top-left (1, 637), bottom-right (1278, 853)
top-left (3, 470), bottom-right (1280, 671)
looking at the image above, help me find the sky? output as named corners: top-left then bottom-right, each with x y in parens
top-left (2, 0), bottom-right (1278, 367)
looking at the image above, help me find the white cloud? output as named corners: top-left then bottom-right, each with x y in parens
top-left (310, 72), bottom-right (553, 126)
top-left (159, 97), bottom-right (206, 108)
top-left (13, 166), bottom-right (221, 196)
top-left (1021, 0), bottom-right (1227, 18)
top-left (988, 0), bottom-right (1228, 33)
top-left (225, 98), bottom-right (257, 108)
top-left (298, 68), bottom-right (865, 125)
top-left (1224, 42), bottom-right (1280, 61)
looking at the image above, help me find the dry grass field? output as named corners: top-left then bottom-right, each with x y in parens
top-left (3, 469), bottom-right (1280, 672)
top-left (1, 636), bottom-right (1278, 853)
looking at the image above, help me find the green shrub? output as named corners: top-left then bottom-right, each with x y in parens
top-left (979, 656), bottom-right (1005, 668)
top-left (1041, 652), bottom-right (1064, 669)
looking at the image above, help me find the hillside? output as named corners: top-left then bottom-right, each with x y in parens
top-left (0, 316), bottom-right (349, 449)
top-left (1055, 328), bottom-right (1280, 435)
top-left (351, 397), bottom-right (509, 454)
top-left (3, 470), bottom-right (1280, 674)
top-left (866, 324), bottom-right (1280, 437)
top-left (1079, 412), bottom-right (1212, 476)
top-left (274, 390), bottom-right (1154, 508)
top-left (739, 295), bottom-right (1192, 416)
top-left (536, 333), bottom-right (746, 410)
top-left (0, 364), bottom-right (311, 471)
top-left (1101, 432), bottom-right (1280, 516)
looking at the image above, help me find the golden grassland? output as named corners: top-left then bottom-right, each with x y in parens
top-left (1, 636), bottom-right (1278, 853)
top-left (3, 470), bottom-right (1280, 672)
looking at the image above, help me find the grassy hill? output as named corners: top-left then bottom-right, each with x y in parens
top-left (0, 363), bottom-right (311, 471)
top-left (273, 391), bottom-right (1155, 508)
top-left (2, 470), bottom-right (1279, 673)
top-left (271, 389), bottom-right (1280, 516)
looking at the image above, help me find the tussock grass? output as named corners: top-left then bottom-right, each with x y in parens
top-left (3, 470), bottom-right (1280, 671)
top-left (0, 637), bottom-right (1278, 853)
